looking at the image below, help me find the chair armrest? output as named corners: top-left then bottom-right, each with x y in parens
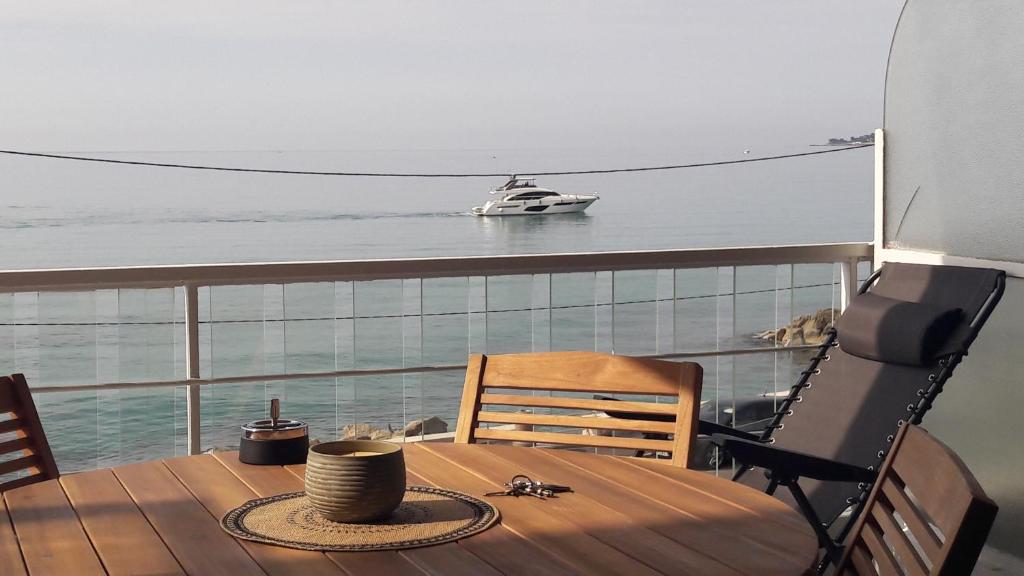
top-left (698, 420), bottom-right (761, 441)
top-left (710, 434), bottom-right (875, 483)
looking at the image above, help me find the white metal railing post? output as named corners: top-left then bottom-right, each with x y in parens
top-left (184, 284), bottom-right (202, 455)
top-left (839, 258), bottom-right (859, 312)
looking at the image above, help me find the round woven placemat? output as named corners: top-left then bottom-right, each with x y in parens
top-left (221, 486), bottom-right (500, 552)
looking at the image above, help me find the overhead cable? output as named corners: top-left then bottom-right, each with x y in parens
top-left (0, 144), bottom-right (872, 178)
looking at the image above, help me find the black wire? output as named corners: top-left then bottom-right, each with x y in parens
top-left (0, 144), bottom-right (872, 178)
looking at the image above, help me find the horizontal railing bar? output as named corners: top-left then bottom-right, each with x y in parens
top-left (30, 344), bottom-right (818, 394)
top-left (5, 281), bottom-right (850, 326)
top-left (0, 242), bottom-right (871, 292)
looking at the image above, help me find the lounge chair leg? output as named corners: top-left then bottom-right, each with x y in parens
top-left (783, 478), bottom-right (841, 573)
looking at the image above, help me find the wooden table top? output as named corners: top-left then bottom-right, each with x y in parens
top-left (0, 443), bottom-right (817, 576)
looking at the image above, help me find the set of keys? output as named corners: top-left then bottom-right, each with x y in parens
top-left (485, 474), bottom-right (573, 500)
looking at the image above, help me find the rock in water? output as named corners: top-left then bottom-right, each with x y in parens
top-left (755, 308), bottom-right (838, 347)
top-left (403, 416), bottom-right (449, 437)
top-left (340, 423), bottom-right (391, 440)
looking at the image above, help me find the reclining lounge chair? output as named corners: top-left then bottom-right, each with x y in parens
top-left (710, 262), bottom-right (1004, 568)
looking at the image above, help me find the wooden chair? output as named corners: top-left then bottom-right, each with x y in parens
top-left (0, 374), bottom-right (59, 492)
top-left (455, 352), bottom-right (703, 467)
top-left (836, 424), bottom-right (997, 575)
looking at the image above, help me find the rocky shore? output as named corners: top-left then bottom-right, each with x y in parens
top-left (754, 308), bottom-right (837, 346)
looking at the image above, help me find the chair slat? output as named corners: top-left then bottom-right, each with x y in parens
top-left (480, 352), bottom-right (688, 395)
top-left (848, 543), bottom-right (875, 576)
top-left (860, 519), bottom-right (903, 576)
top-left (879, 477), bottom-right (942, 561)
top-left (457, 353), bottom-right (701, 467)
top-left (870, 500), bottom-right (928, 576)
top-left (837, 425), bottom-right (998, 576)
top-left (480, 393), bottom-right (677, 416)
top-left (0, 455), bottom-right (40, 476)
top-left (0, 419), bottom-right (23, 435)
top-left (474, 428), bottom-right (675, 452)
top-left (0, 473), bottom-right (46, 494)
top-left (475, 411), bottom-right (676, 434)
top-left (0, 437), bottom-right (33, 455)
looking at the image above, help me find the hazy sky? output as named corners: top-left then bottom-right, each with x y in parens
top-left (2, 1), bottom-right (903, 152)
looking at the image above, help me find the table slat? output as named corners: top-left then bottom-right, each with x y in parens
top-left (3, 479), bottom-right (105, 575)
top-left (422, 443), bottom-right (742, 576)
top-left (625, 456), bottom-right (811, 529)
top-left (61, 469), bottom-right (185, 576)
top-left (0, 490), bottom-right (27, 576)
top-left (479, 443), bottom-right (813, 576)
top-left (404, 444), bottom-right (663, 576)
top-left (164, 454), bottom-right (346, 576)
top-left (114, 460), bottom-right (266, 576)
top-left (558, 449), bottom-right (815, 547)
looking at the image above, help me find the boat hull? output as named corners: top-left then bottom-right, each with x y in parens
top-left (472, 196), bottom-right (597, 216)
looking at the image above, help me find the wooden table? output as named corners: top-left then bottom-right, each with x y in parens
top-left (0, 443), bottom-right (818, 575)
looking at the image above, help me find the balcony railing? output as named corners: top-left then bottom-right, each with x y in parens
top-left (0, 242), bottom-right (872, 473)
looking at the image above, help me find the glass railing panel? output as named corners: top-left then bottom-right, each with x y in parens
top-left (771, 263), bottom-right (840, 400)
top-left (0, 293), bottom-right (12, 370)
top-left (594, 271), bottom-right (612, 352)
top-left (35, 390), bottom-right (100, 473)
top-left (550, 272), bottom-right (596, 351)
top-left (337, 375), bottom-right (407, 441)
top-left (531, 274), bottom-right (551, 353)
top-left (713, 267), bottom-right (736, 426)
top-left (612, 269), bottom-right (658, 355)
top-left (209, 285), bottom-right (266, 377)
top-left (353, 280), bottom-right (403, 369)
top-left (13, 293), bottom-right (39, 383)
top-left (112, 288), bottom-right (181, 465)
top-left (485, 275), bottom-right (533, 354)
top-left (655, 269), bottom-right (674, 355)
top-left (468, 277), bottom-right (486, 354)
top-left (280, 283), bottom-right (337, 439)
top-left (38, 291), bottom-right (96, 387)
top-left (335, 281), bottom-right (354, 370)
top-left (673, 268), bottom-right (719, 352)
top-left (204, 285), bottom-right (268, 451)
top-left (34, 292), bottom-right (102, 471)
top-left (117, 289), bottom-right (177, 382)
top-left (421, 277), bottom-right (469, 365)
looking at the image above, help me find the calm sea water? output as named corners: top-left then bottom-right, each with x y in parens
top-left (0, 145), bottom-right (873, 471)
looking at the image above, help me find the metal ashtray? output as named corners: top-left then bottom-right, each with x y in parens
top-left (239, 398), bottom-right (309, 465)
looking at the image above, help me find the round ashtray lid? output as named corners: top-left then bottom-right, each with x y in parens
top-left (242, 419), bottom-right (308, 439)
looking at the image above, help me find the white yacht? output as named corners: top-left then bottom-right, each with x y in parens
top-left (471, 176), bottom-right (598, 216)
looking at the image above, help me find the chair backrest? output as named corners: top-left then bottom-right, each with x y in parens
top-left (837, 424), bottom-right (997, 576)
top-left (0, 374), bottom-right (59, 492)
top-left (455, 352), bottom-right (702, 467)
top-left (746, 263), bottom-right (1004, 525)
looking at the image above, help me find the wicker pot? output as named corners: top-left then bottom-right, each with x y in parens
top-left (304, 440), bottom-right (406, 523)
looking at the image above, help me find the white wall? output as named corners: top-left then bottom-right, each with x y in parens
top-left (882, 0), bottom-right (1024, 561)
top-left (883, 1), bottom-right (1024, 262)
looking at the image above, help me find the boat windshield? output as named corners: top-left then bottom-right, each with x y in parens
top-left (507, 191), bottom-right (560, 201)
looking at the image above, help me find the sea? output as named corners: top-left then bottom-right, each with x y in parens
top-left (0, 144), bottom-right (874, 472)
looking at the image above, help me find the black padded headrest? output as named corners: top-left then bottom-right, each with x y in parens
top-left (836, 292), bottom-right (962, 366)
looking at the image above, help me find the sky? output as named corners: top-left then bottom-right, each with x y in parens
top-left (1, 1), bottom-right (904, 152)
